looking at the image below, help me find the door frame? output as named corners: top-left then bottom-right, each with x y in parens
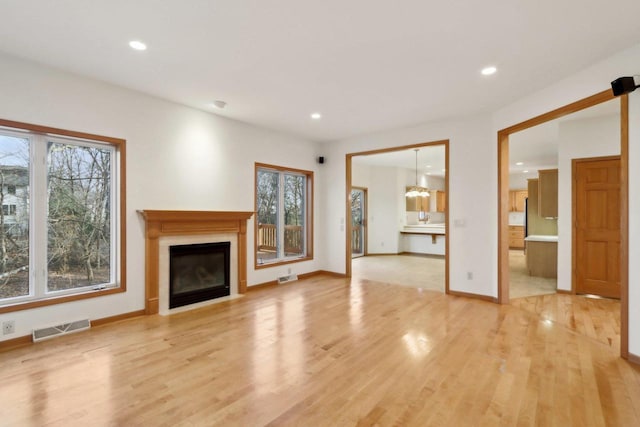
top-left (572, 155), bottom-right (621, 297)
top-left (345, 139), bottom-right (450, 295)
top-left (497, 90), bottom-right (629, 358)
top-left (351, 186), bottom-right (368, 257)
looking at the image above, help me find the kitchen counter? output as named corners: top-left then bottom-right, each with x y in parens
top-left (400, 224), bottom-right (445, 255)
top-left (401, 223), bottom-right (446, 235)
top-left (525, 235), bottom-right (558, 242)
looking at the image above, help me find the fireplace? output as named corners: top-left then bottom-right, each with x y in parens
top-left (169, 241), bottom-right (230, 308)
top-left (139, 210), bottom-right (253, 315)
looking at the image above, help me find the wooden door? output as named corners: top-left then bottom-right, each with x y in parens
top-left (574, 157), bottom-right (620, 298)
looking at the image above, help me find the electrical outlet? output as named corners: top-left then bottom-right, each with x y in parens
top-left (2, 320), bottom-right (15, 335)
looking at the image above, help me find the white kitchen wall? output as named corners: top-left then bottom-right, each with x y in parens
top-left (509, 173), bottom-right (536, 190)
top-left (0, 53), bottom-right (321, 340)
top-left (508, 212), bottom-right (525, 226)
top-left (556, 114), bottom-right (620, 292)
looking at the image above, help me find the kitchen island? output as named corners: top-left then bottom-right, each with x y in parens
top-left (525, 235), bottom-right (558, 278)
top-left (400, 224), bottom-right (446, 255)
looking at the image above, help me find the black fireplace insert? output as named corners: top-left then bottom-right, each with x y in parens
top-left (169, 241), bottom-right (230, 308)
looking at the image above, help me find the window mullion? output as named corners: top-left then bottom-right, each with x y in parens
top-left (277, 173), bottom-right (285, 259)
top-left (31, 135), bottom-right (48, 297)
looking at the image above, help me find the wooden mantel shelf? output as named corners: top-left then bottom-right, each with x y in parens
top-left (139, 210), bottom-right (254, 315)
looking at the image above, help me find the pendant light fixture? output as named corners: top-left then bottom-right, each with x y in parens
top-left (405, 149), bottom-right (430, 198)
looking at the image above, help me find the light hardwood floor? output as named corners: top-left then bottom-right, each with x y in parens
top-left (1, 275), bottom-right (638, 426)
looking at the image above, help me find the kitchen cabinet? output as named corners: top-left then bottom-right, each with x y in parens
top-left (538, 169), bottom-right (558, 218)
top-left (508, 225), bottom-right (525, 249)
top-left (509, 190), bottom-right (527, 212)
top-left (435, 191), bottom-right (446, 213)
top-left (405, 187), bottom-right (429, 212)
top-left (527, 179), bottom-right (558, 236)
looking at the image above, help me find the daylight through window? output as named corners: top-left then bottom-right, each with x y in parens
top-left (255, 163), bottom-right (313, 266)
top-left (0, 124), bottom-right (123, 309)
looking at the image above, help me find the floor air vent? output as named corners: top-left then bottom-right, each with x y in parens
top-left (32, 319), bottom-right (91, 342)
top-left (277, 274), bottom-right (298, 284)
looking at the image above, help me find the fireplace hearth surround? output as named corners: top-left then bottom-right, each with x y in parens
top-left (139, 210), bottom-right (253, 314)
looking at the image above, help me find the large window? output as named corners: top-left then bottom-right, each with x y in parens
top-left (0, 120), bottom-right (125, 312)
top-left (255, 163), bottom-right (313, 267)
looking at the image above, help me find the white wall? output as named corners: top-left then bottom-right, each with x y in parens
top-left (0, 53), bottom-right (322, 340)
top-left (352, 163), bottom-right (403, 253)
top-left (509, 173), bottom-right (536, 190)
top-left (3, 40), bottom-right (640, 357)
top-left (323, 116), bottom-right (495, 297)
top-left (557, 114), bottom-right (620, 292)
top-left (493, 42), bottom-right (640, 356)
top-left (351, 163), bottom-right (371, 188)
top-left (325, 42), bottom-right (640, 356)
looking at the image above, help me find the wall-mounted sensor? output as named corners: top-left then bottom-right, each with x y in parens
top-left (611, 76), bottom-right (640, 96)
top-left (317, 156), bottom-right (325, 164)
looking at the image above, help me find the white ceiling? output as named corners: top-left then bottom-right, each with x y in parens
top-left (509, 98), bottom-right (619, 176)
top-left (352, 145), bottom-right (446, 177)
top-left (0, 1), bottom-right (639, 142)
top-left (352, 99), bottom-right (618, 178)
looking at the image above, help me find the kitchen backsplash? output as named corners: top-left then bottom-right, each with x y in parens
top-left (406, 211), bottom-right (446, 225)
top-left (509, 212), bottom-right (525, 225)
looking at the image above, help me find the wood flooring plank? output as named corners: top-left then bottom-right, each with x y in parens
top-left (0, 275), bottom-right (638, 426)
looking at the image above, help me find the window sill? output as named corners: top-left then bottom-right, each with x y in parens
top-left (255, 255), bottom-right (313, 270)
top-left (0, 286), bottom-right (125, 314)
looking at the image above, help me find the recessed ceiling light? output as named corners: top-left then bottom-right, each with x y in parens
top-left (310, 113), bottom-right (322, 120)
top-left (129, 40), bottom-right (147, 51)
top-left (515, 161), bottom-right (524, 166)
top-left (426, 165), bottom-right (432, 168)
top-left (210, 100), bottom-right (227, 109)
top-left (481, 66), bottom-right (497, 76)
top-left (523, 170), bottom-right (529, 173)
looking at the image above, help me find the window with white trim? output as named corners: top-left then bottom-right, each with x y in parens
top-left (255, 163), bottom-right (313, 266)
top-left (0, 124), bottom-right (123, 308)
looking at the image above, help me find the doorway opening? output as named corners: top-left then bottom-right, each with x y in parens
top-left (345, 140), bottom-right (449, 294)
top-left (497, 90), bottom-right (629, 358)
